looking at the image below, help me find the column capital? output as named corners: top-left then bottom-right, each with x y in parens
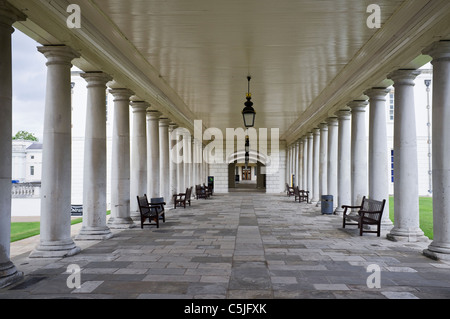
top-left (313, 127), bottom-right (320, 136)
top-left (0, 1), bottom-right (26, 31)
top-left (348, 100), bottom-right (368, 112)
top-left (307, 132), bottom-right (313, 139)
top-left (146, 110), bottom-right (162, 120)
top-left (326, 117), bottom-right (338, 126)
top-left (159, 117), bottom-right (170, 127)
top-left (38, 45), bottom-right (80, 66)
top-left (319, 122), bottom-right (328, 130)
top-left (423, 40), bottom-right (450, 62)
top-left (335, 109), bottom-right (351, 119)
top-left (80, 72), bottom-right (112, 88)
top-left (109, 88), bottom-right (134, 101)
top-left (364, 87), bottom-right (390, 100)
top-left (130, 100), bottom-right (149, 112)
top-left (388, 69), bottom-right (421, 86)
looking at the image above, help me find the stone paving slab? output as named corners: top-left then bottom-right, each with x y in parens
top-left (2, 192), bottom-right (450, 300)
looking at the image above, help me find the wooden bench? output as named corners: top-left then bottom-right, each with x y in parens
top-left (173, 186), bottom-right (192, 209)
top-left (203, 183), bottom-right (212, 197)
top-left (136, 195), bottom-right (166, 229)
top-left (286, 183), bottom-right (295, 197)
top-left (293, 186), bottom-right (309, 203)
top-left (342, 196), bottom-right (386, 237)
top-left (195, 184), bottom-right (209, 199)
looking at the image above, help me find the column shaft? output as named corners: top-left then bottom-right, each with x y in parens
top-left (169, 123), bottom-right (178, 204)
top-left (30, 45), bottom-right (81, 257)
top-left (318, 123), bottom-right (328, 205)
top-left (349, 100), bottom-right (369, 208)
top-left (129, 100), bottom-right (148, 221)
top-left (387, 69), bottom-right (426, 242)
top-left (336, 109), bottom-right (351, 214)
top-left (0, 1), bottom-right (25, 286)
top-left (365, 88), bottom-right (392, 229)
top-left (312, 128), bottom-right (320, 204)
top-left (77, 72), bottom-right (113, 240)
top-left (423, 41), bottom-right (450, 259)
top-left (107, 88), bottom-right (134, 229)
top-left (327, 117), bottom-right (338, 209)
top-left (159, 118), bottom-right (170, 201)
top-left (147, 111), bottom-right (161, 198)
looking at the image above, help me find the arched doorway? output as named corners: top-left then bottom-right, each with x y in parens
top-left (227, 150), bottom-right (266, 192)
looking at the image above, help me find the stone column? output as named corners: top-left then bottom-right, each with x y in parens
top-left (107, 88), bottom-right (135, 229)
top-left (159, 117), bottom-right (170, 201)
top-left (183, 130), bottom-right (192, 190)
top-left (302, 136), bottom-right (308, 190)
top-left (30, 45), bottom-right (81, 258)
top-left (387, 69), bottom-right (426, 242)
top-left (307, 132), bottom-right (313, 201)
top-left (129, 100), bottom-right (148, 221)
top-left (176, 128), bottom-right (185, 193)
top-left (312, 128), bottom-right (320, 204)
top-left (76, 72), bottom-right (113, 240)
top-left (327, 117), bottom-right (338, 210)
top-left (365, 87), bottom-right (392, 229)
top-left (146, 110), bottom-right (161, 198)
top-left (423, 41), bottom-right (450, 259)
top-left (169, 123), bottom-right (178, 204)
top-left (298, 139), bottom-right (304, 189)
top-left (349, 100), bottom-right (369, 208)
top-left (294, 141), bottom-right (300, 186)
top-left (0, 1), bottom-right (25, 286)
top-left (335, 109), bottom-right (351, 215)
top-left (318, 123), bottom-right (328, 206)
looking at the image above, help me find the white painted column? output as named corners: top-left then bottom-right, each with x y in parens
top-left (176, 128), bottom-right (185, 193)
top-left (0, 2), bottom-right (25, 286)
top-left (146, 110), bottom-right (161, 198)
top-left (335, 109), bottom-right (351, 215)
top-left (183, 131), bottom-right (192, 189)
top-left (302, 136), bottom-right (308, 190)
top-left (365, 87), bottom-right (392, 229)
top-left (159, 117), bottom-right (170, 201)
top-left (107, 88), bottom-right (134, 229)
top-left (307, 132), bottom-right (313, 201)
top-left (129, 100), bottom-right (148, 221)
top-left (327, 117), bottom-right (338, 209)
top-left (318, 123), bottom-right (328, 205)
top-left (387, 69), bottom-right (427, 242)
top-left (30, 45), bottom-right (81, 258)
top-left (169, 123), bottom-right (178, 203)
top-left (294, 141), bottom-right (299, 186)
top-left (349, 100), bottom-right (369, 208)
top-left (76, 72), bottom-right (113, 240)
top-left (298, 139), bottom-right (304, 189)
top-left (423, 41), bottom-right (450, 259)
top-left (312, 128), bottom-right (320, 204)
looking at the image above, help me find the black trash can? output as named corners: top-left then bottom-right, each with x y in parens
top-left (321, 195), bottom-right (333, 215)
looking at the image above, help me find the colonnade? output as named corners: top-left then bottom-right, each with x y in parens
top-left (286, 41), bottom-right (450, 261)
top-left (1, 2), bottom-right (450, 290)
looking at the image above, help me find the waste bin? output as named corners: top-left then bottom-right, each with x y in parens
top-left (321, 195), bottom-right (333, 215)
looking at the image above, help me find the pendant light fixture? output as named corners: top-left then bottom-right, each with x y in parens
top-left (242, 76), bottom-right (256, 128)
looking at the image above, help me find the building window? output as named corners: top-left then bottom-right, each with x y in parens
top-left (30, 166), bottom-right (35, 176)
top-left (390, 149), bottom-right (394, 183)
top-left (31, 155), bottom-right (34, 159)
top-left (389, 91), bottom-right (394, 121)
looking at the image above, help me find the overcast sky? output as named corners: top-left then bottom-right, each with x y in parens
top-left (12, 29), bottom-right (47, 142)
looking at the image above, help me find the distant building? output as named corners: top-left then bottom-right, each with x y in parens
top-left (12, 139), bottom-right (42, 183)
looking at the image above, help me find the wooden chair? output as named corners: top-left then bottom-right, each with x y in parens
top-left (293, 186), bottom-right (300, 202)
top-left (136, 194), bottom-right (166, 229)
top-left (203, 183), bottom-right (212, 197)
top-left (342, 196), bottom-right (386, 237)
top-left (286, 183), bottom-right (295, 197)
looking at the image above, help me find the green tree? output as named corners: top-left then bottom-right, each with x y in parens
top-left (12, 130), bottom-right (38, 142)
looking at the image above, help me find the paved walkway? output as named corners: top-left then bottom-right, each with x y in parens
top-left (2, 192), bottom-right (450, 299)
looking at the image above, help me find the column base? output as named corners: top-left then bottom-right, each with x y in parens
top-left (29, 239), bottom-right (81, 258)
top-left (387, 227), bottom-right (429, 243)
top-left (423, 241), bottom-right (450, 261)
top-left (130, 211), bottom-right (141, 222)
top-left (0, 261), bottom-right (23, 289)
top-left (76, 226), bottom-right (113, 241)
top-left (107, 217), bottom-right (136, 229)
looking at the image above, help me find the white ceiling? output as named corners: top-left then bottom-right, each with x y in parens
top-left (9, 0), bottom-right (450, 143)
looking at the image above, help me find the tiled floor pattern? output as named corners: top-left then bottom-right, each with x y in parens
top-left (2, 192), bottom-right (450, 299)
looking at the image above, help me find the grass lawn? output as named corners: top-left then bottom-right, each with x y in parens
top-left (389, 196), bottom-right (433, 240)
top-left (10, 211), bottom-right (110, 243)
